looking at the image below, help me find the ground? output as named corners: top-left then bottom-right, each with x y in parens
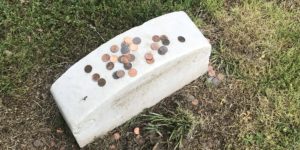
top-left (0, 0), bottom-right (299, 149)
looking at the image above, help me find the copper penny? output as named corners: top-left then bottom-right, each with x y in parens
top-left (127, 54), bottom-right (135, 62)
top-left (110, 55), bottom-right (118, 63)
top-left (129, 44), bottom-right (138, 51)
top-left (84, 65), bottom-right (92, 73)
top-left (160, 35), bottom-right (168, 40)
top-left (123, 63), bottom-right (132, 70)
top-left (106, 62), bottom-right (114, 70)
top-left (102, 54), bottom-right (110, 62)
top-left (178, 36), bottom-right (185, 42)
top-left (128, 68), bottom-right (137, 77)
top-left (144, 53), bottom-right (153, 60)
top-left (150, 43), bottom-right (160, 50)
top-left (146, 58), bottom-right (155, 64)
top-left (158, 46), bottom-right (168, 55)
top-left (116, 70), bottom-right (125, 78)
top-left (92, 73), bottom-right (100, 81)
top-left (162, 39), bottom-right (170, 46)
top-left (112, 71), bottom-right (119, 79)
top-left (132, 37), bottom-right (142, 45)
top-left (152, 35), bottom-right (160, 42)
top-left (124, 36), bottom-right (132, 44)
top-left (98, 78), bottom-right (106, 87)
top-left (110, 45), bottom-right (119, 53)
top-left (120, 55), bottom-right (129, 64)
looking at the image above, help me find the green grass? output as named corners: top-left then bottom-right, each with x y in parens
top-left (0, 0), bottom-right (299, 149)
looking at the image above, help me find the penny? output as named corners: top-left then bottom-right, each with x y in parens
top-left (162, 39), bottom-right (170, 46)
top-left (124, 36), bottom-right (132, 44)
top-left (92, 73), bottom-right (100, 81)
top-left (123, 63), bottom-right (132, 70)
top-left (132, 37), bottom-right (141, 45)
top-left (129, 44), bottom-right (138, 51)
top-left (98, 78), bottom-right (106, 87)
top-left (106, 62), bottom-right (114, 70)
top-left (152, 35), bottom-right (160, 42)
top-left (110, 45), bottom-right (119, 53)
top-left (84, 65), bottom-right (92, 73)
top-left (160, 35), bottom-right (168, 40)
top-left (128, 68), bottom-right (137, 77)
top-left (121, 45), bottom-right (130, 54)
top-left (178, 36), bottom-right (185, 42)
top-left (144, 53), bottom-right (153, 60)
top-left (112, 71), bottom-right (119, 79)
top-left (102, 54), bottom-right (110, 62)
top-left (110, 55), bottom-right (118, 63)
top-left (146, 58), bottom-right (155, 64)
top-left (127, 54), bottom-right (135, 62)
top-left (120, 55), bottom-right (129, 64)
top-left (158, 46), bottom-right (168, 55)
top-left (150, 43), bottom-right (160, 50)
top-left (116, 70), bottom-right (125, 78)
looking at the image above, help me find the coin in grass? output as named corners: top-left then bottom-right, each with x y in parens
top-left (84, 65), bottom-right (92, 73)
top-left (102, 54), bottom-right (110, 62)
top-left (144, 52), bottom-right (153, 60)
top-left (98, 78), bottom-right (106, 87)
top-left (158, 46), bottom-right (168, 55)
top-left (162, 39), bottom-right (170, 46)
top-left (132, 37), bottom-right (142, 45)
top-left (146, 59), bottom-right (155, 64)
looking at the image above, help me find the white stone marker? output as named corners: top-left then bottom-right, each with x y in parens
top-left (50, 11), bottom-right (211, 147)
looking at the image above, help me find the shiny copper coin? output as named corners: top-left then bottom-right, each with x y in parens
top-left (150, 43), bottom-right (160, 50)
top-left (129, 44), bottom-right (138, 51)
top-left (152, 35), bottom-right (160, 42)
top-left (158, 46), bottom-right (168, 55)
top-left (110, 55), bottom-right (118, 63)
top-left (144, 53), bottom-right (153, 60)
top-left (102, 54), bottom-right (110, 62)
top-left (178, 36), bottom-right (185, 42)
top-left (110, 45), bottom-right (119, 53)
top-left (123, 63), bottom-right (132, 70)
top-left (92, 73), bottom-right (100, 81)
top-left (146, 58), bottom-right (155, 64)
top-left (124, 36), bottom-right (132, 44)
top-left (120, 55), bottom-right (129, 64)
top-left (132, 37), bottom-right (141, 45)
top-left (112, 72), bottom-right (119, 79)
top-left (84, 65), bottom-right (92, 73)
top-left (127, 54), bottom-right (135, 62)
top-left (128, 68), bottom-right (137, 77)
top-left (106, 62), bottom-right (114, 70)
top-left (116, 70), bottom-right (125, 78)
top-left (98, 78), bottom-right (106, 87)
top-left (162, 39), bottom-right (170, 46)
top-left (160, 35), bottom-right (168, 40)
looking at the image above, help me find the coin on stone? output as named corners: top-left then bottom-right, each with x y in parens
top-left (127, 54), bottom-right (135, 62)
top-left (158, 46), bottom-right (168, 55)
top-left (110, 55), bottom-right (118, 63)
top-left (132, 37), bottom-right (142, 45)
top-left (162, 39), bottom-right (170, 46)
top-left (144, 52), bottom-right (153, 60)
top-left (124, 36), bottom-right (132, 44)
top-left (123, 63), bottom-right (132, 70)
top-left (150, 43), bottom-right (160, 50)
top-left (102, 54), bottom-right (110, 62)
top-left (178, 36), bottom-right (185, 42)
top-left (120, 55), bottom-right (129, 64)
top-left (129, 44), bottom-right (138, 51)
top-left (106, 62), bottom-right (114, 70)
top-left (152, 35), bottom-right (160, 42)
top-left (121, 45), bottom-right (130, 54)
top-left (92, 73), bottom-right (100, 81)
top-left (160, 35), bottom-right (168, 40)
top-left (110, 45), bottom-right (119, 53)
top-left (116, 70), bottom-right (125, 78)
top-left (84, 65), bottom-right (92, 73)
top-left (98, 78), bottom-right (106, 87)
top-left (146, 58), bottom-right (155, 64)
top-left (128, 68), bottom-right (137, 77)
top-left (112, 71), bottom-right (119, 79)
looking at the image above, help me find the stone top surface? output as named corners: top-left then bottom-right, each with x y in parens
top-left (50, 11), bottom-right (210, 130)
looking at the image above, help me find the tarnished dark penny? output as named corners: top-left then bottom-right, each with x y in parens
top-left (144, 53), bottom-right (153, 60)
top-left (127, 54), bottom-right (135, 62)
top-left (162, 39), bottom-right (170, 46)
top-left (160, 35), bottom-right (168, 40)
top-left (123, 63), bottom-right (132, 70)
top-left (84, 65), bottom-right (92, 73)
top-left (121, 45), bottom-right (129, 54)
top-left (128, 68), bottom-right (137, 77)
top-left (92, 73), bottom-right (100, 81)
top-left (132, 37), bottom-right (141, 45)
top-left (152, 35), bottom-right (160, 42)
top-left (112, 71), bottom-right (119, 79)
top-left (150, 43), bottom-right (160, 50)
top-left (116, 70), bottom-right (125, 78)
top-left (98, 78), bottom-right (106, 87)
top-left (106, 62), bottom-right (114, 70)
top-left (158, 46), bottom-right (168, 55)
top-left (102, 54), bottom-right (110, 62)
top-left (146, 58), bottom-right (155, 64)
top-left (178, 36), bottom-right (185, 42)
top-left (110, 45), bottom-right (119, 53)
